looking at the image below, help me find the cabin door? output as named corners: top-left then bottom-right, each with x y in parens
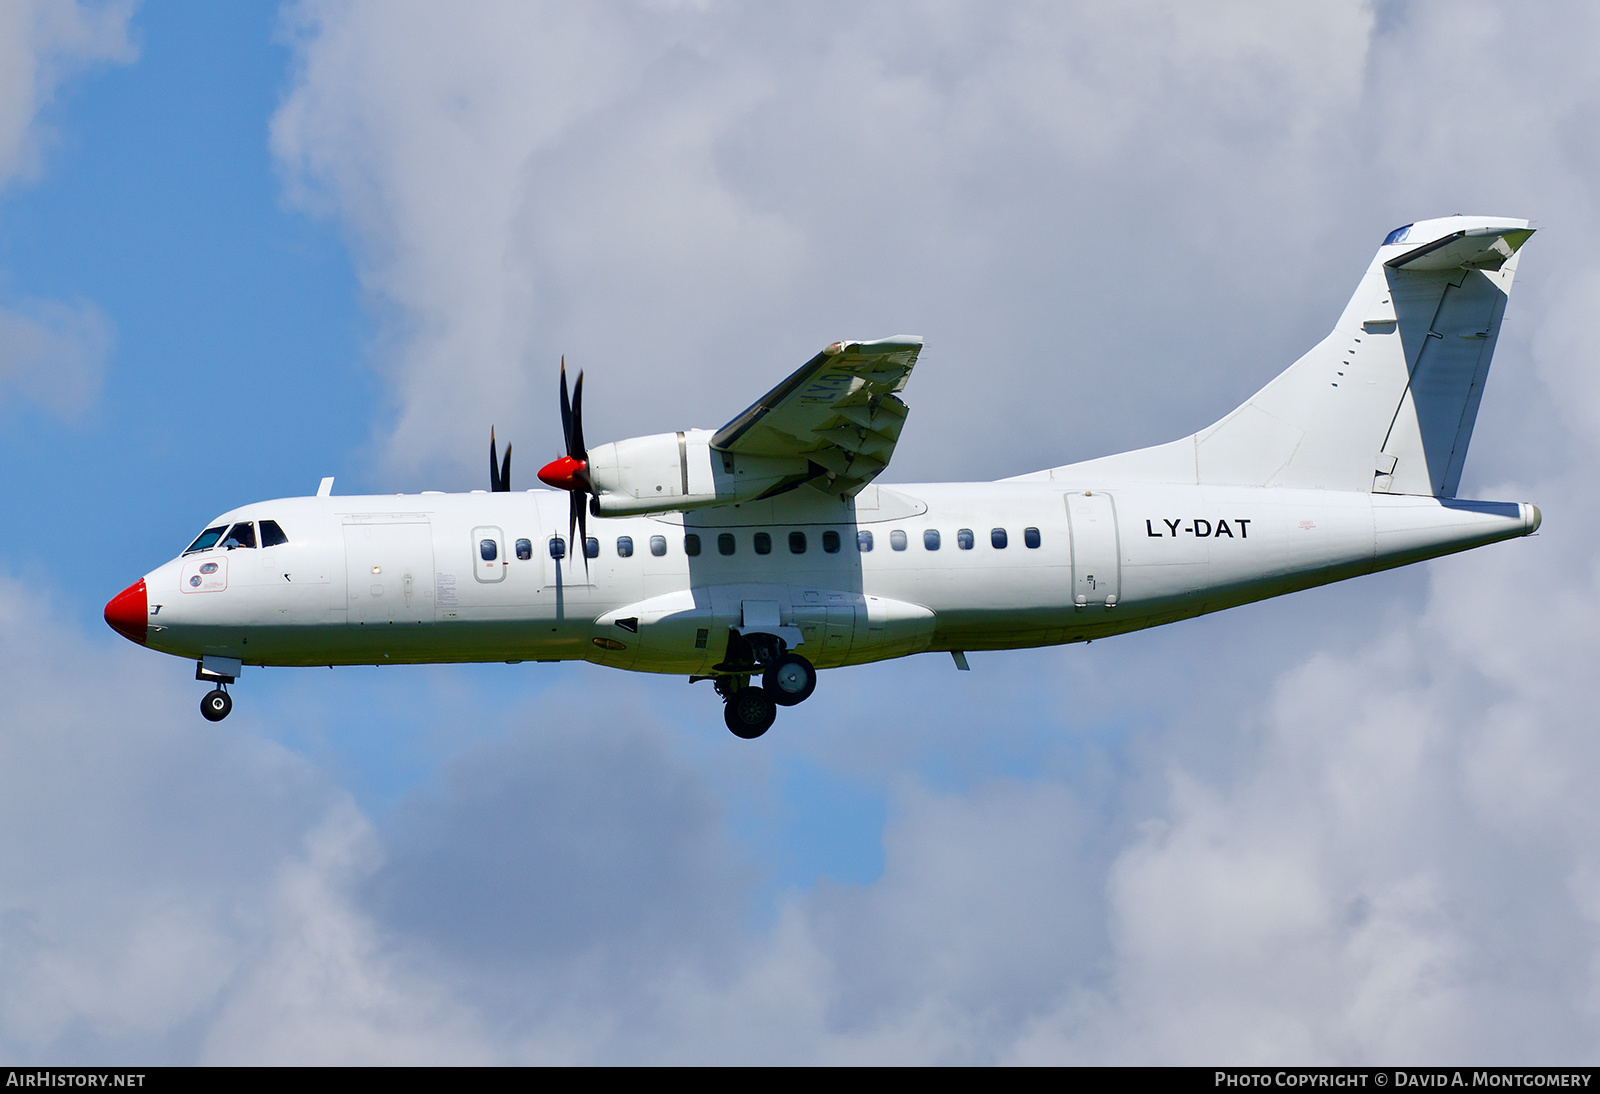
top-left (1065, 491), bottom-right (1120, 609)
top-left (343, 517), bottom-right (436, 625)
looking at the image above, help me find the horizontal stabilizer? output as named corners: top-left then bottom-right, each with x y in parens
top-left (1385, 225), bottom-right (1535, 272)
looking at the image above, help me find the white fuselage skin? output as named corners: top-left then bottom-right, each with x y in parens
top-left (137, 479), bottom-right (1537, 677)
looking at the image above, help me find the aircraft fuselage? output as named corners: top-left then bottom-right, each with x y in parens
top-left (115, 480), bottom-right (1538, 676)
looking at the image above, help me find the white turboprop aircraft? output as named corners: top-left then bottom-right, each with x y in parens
top-left (107, 216), bottom-right (1540, 738)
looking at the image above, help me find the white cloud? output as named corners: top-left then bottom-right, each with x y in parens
top-left (271, 0), bottom-right (1376, 483)
top-left (7, 0), bottom-right (1600, 1065)
top-left (0, 1), bottom-right (132, 420)
top-left (0, 297), bottom-right (113, 418)
top-left (255, 0), bottom-right (1600, 1062)
top-left (0, 0), bottom-right (135, 191)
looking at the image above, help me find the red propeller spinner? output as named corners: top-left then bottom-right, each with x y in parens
top-left (536, 454), bottom-right (587, 491)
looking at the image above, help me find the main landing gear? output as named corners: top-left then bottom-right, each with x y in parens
top-left (708, 634), bottom-right (819, 739)
top-left (721, 681), bottom-right (776, 739)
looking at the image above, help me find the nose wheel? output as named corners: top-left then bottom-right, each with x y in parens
top-left (201, 687), bottom-right (233, 722)
top-left (195, 660), bottom-right (237, 722)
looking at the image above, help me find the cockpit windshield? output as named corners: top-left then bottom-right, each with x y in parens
top-left (222, 522), bottom-right (256, 549)
top-left (184, 525), bottom-right (229, 555)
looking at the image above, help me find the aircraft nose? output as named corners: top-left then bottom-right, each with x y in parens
top-left (104, 579), bottom-right (148, 645)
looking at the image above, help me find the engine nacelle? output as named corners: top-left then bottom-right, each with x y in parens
top-left (585, 429), bottom-right (811, 515)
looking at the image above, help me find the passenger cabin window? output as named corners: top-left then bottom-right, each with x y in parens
top-left (957, 528), bottom-right (974, 550)
top-left (857, 530), bottom-right (874, 552)
top-left (822, 530), bottom-right (840, 553)
top-left (991, 527), bottom-right (1008, 549)
top-left (586, 537), bottom-right (600, 559)
top-left (924, 529), bottom-right (941, 551)
top-left (480, 538), bottom-right (499, 561)
top-left (684, 534), bottom-right (702, 556)
top-left (718, 533), bottom-right (736, 556)
top-left (549, 537), bottom-right (566, 559)
top-left (1025, 527), bottom-right (1041, 549)
top-left (789, 531), bottom-right (806, 554)
top-left (259, 520), bottom-right (289, 548)
top-left (890, 530), bottom-right (908, 551)
top-left (185, 525), bottom-right (228, 555)
top-left (616, 536), bottom-right (633, 558)
top-left (223, 522), bottom-right (256, 549)
top-left (650, 535), bottom-right (667, 557)
top-left (753, 532), bottom-right (772, 555)
top-left (515, 538), bottom-right (532, 560)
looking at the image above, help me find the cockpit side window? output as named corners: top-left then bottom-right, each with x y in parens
top-left (184, 525), bottom-right (229, 555)
top-left (260, 520), bottom-right (289, 547)
top-left (222, 522), bottom-right (257, 549)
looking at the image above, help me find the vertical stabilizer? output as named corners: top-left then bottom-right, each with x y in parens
top-left (1033, 217), bottom-right (1533, 496)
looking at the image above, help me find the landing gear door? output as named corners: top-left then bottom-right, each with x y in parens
top-left (1066, 491), bottom-right (1120, 609)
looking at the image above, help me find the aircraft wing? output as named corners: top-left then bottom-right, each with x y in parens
top-left (711, 336), bottom-right (923, 496)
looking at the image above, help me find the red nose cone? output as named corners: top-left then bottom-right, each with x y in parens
top-left (537, 455), bottom-right (587, 490)
top-left (104, 579), bottom-right (148, 646)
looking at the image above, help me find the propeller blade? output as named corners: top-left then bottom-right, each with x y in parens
top-left (490, 427), bottom-right (502, 492)
top-left (571, 369), bottom-right (587, 462)
top-left (499, 442), bottom-right (512, 493)
top-left (559, 357), bottom-right (574, 458)
top-left (577, 492), bottom-right (590, 577)
top-left (550, 356), bottom-right (592, 576)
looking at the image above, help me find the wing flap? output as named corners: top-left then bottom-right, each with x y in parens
top-left (712, 336), bottom-right (922, 495)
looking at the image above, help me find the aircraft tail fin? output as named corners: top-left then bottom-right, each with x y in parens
top-left (1034, 216), bottom-right (1533, 496)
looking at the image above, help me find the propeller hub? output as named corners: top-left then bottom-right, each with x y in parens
top-left (538, 455), bottom-right (588, 491)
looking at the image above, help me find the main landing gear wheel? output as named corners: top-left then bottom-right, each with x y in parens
top-left (201, 688), bottom-right (232, 722)
top-left (763, 653), bottom-right (816, 707)
top-left (724, 686), bottom-right (777, 739)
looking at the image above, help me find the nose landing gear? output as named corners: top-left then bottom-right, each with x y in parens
top-left (196, 659), bottom-right (237, 722)
top-left (201, 687), bottom-right (233, 722)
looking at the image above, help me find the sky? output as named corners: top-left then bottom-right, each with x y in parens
top-left (2, 0), bottom-right (1599, 1064)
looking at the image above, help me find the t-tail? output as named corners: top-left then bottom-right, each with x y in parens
top-left (1015, 216), bottom-right (1540, 602)
top-left (1042, 215), bottom-right (1535, 497)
